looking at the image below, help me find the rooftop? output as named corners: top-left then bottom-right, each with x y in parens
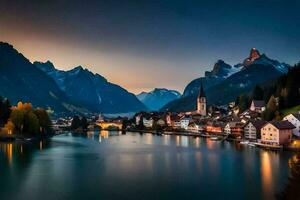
top-left (252, 100), bottom-right (265, 108)
top-left (269, 120), bottom-right (296, 130)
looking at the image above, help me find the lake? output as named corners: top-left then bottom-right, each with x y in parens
top-left (0, 131), bottom-right (296, 200)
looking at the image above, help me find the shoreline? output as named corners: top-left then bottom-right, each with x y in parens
top-left (3, 129), bottom-right (300, 151)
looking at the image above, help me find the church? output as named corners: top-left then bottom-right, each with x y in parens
top-left (196, 82), bottom-right (206, 116)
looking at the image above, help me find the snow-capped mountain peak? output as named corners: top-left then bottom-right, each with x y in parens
top-left (137, 88), bottom-right (181, 111)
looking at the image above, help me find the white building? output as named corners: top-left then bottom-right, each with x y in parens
top-left (244, 120), bottom-right (266, 141)
top-left (283, 113), bottom-right (300, 137)
top-left (180, 117), bottom-right (191, 130)
top-left (143, 118), bottom-right (153, 128)
top-left (135, 115), bottom-right (141, 125)
top-left (187, 123), bottom-right (200, 132)
top-left (224, 122), bottom-right (233, 135)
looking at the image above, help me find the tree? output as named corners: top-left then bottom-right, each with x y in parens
top-left (10, 109), bottom-right (25, 134)
top-left (252, 85), bottom-right (264, 100)
top-left (71, 115), bottom-right (81, 130)
top-left (81, 117), bottom-right (88, 130)
top-left (263, 95), bottom-right (278, 121)
top-left (238, 95), bottom-right (250, 112)
top-left (23, 102), bottom-right (33, 110)
top-left (0, 98), bottom-right (11, 126)
top-left (4, 120), bottom-right (15, 135)
top-left (234, 96), bottom-right (240, 107)
top-left (24, 111), bottom-right (40, 135)
top-left (34, 108), bottom-right (52, 134)
top-left (17, 101), bottom-right (23, 110)
top-left (285, 67), bottom-right (300, 107)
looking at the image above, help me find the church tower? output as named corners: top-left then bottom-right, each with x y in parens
top-left (197, 82), bottom-right (206, 116)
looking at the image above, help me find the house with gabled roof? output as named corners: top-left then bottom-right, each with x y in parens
top-left (260, 120), bottom-right (295, 145)
top-left (250, 100), bottom-right (265, 113)
top-left (243, 120), bottom-right (267, 141)
top-left (283, 113), bottom-right (300, 137)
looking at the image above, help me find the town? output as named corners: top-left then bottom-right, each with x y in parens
top-left (52, 82), bottom-right (300, 151)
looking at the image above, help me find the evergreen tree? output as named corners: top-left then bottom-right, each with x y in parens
top-left (81, 117), bottom-right (88, 130)
top-left (71, 115), bottom-right (81, 130)
top-left (238, 95), bottom-right (250, 112)
top-left (252, 85), bottom-right (264, 100)
top-left (263, 95), bottom-right (278, 121)
top-left (0, 98), bottom-right (11, 127)
top-left (234, 96), bottom-right (240, 106)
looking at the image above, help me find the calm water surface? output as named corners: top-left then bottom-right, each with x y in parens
top-left (0, 131), bottom-right (296, 200)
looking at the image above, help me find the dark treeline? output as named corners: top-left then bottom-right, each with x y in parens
top-left (71, 115), bottom-right (88, 131)
top-left (0, 97), bottom-right (11, 127)
top-left (236, 63), bottom-right (300, 120)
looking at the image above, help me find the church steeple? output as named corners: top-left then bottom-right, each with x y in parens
top-left (198, 81), bottom-right (206, 98)
top-left (197, 81), bottom-right (206, 116)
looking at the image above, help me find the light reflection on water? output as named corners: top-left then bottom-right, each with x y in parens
top-left (0, 131), bottom-right (296, 200)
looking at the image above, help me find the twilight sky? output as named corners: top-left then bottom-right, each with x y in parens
top-left (0, 0), bottom-right (299, 94)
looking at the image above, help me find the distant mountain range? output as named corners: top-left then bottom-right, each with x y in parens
top-left (35, 61), bottom-right (146, 114)
top-left (0, 42), bottom-right (146, 115)
top-left (137, 88), bottom-right (181, 111)
top-left (0, 42), bottom-right (78, 114)
top-left (162, 48), bottom-right (291, 112)
top-left (0, 42), bottom-right (293, 115)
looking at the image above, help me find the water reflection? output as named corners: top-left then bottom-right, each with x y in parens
top-left (260, 151), bottom-right (280, 200)
top-left (97, 130), bottom-right (107, 143)
top-left (2, 143), bottom-right (13, 164)
top-left (39, 141), bottom-right (43, 150)
top-left (195, 137), bottom-right (200, 148)
top-left (0, 139), bottom-right (51, 168)
top-left (0, 132), bottom-right (295, 200)
top-left (181, 136), bottom-right (188, 147)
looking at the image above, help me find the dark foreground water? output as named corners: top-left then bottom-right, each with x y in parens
top-left (0, 131), bottom-right (297, 200)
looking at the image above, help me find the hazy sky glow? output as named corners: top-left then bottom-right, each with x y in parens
top-left (0, 0), bottom-right (299, 94)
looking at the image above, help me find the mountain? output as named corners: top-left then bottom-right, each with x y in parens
top-left (183, 59), bottom-right (242, 97)
top-left (0, 42), bottom-right (86, 114)
top-left (35, 61), bottom-right (146, 114)
top-left (137, 88), bottom-right (181, 111)
top-left (161, 48), bottom-right (291, 112)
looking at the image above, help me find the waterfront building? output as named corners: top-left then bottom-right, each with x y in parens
top-left (143, 117), bottom-right (154, 128)
top-left (168, 114), bottom-right (181, 128)
top-left (180, 116), bottom-right (192, 130)
top-left (197, 82), bottom-right (206, 116)
top-left (206, 121), bottom-right (223, 134)
top-left (260, 120), bottom-right (295, 145)
top-left (156, 119), bottom-right (166, 127)
top-left (187, 122), bottom-right (201, 132)
top-left (166, 113), bottom-right (172, 126)
top-left (283, 113), bottom-right (300, 137)
top-left (224, 121), bottom-right (244, 136)
top-left (243, 120), bottom-right (267, 141)
top-left (135, 113), bottom-right (142, 125)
